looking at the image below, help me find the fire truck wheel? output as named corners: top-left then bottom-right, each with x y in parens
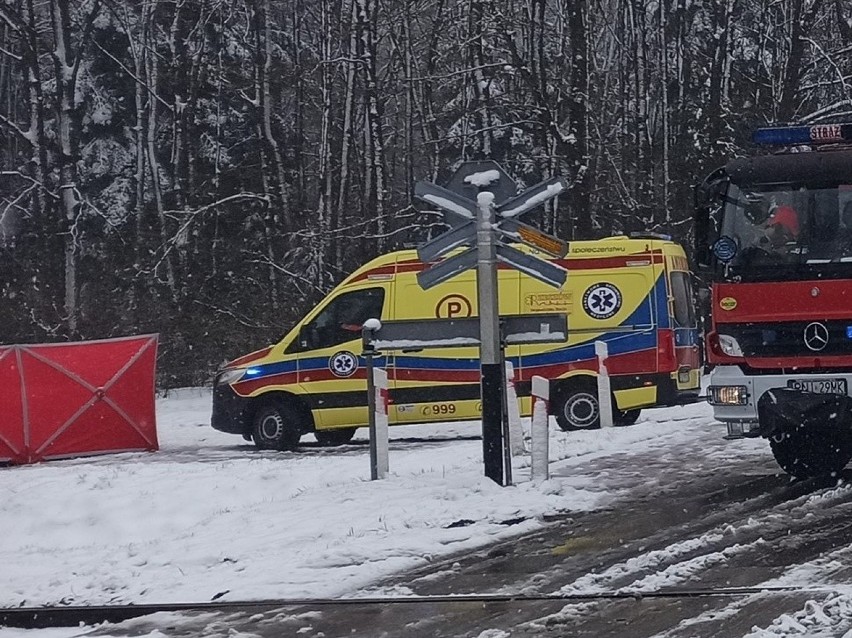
top-left (614, 409), bottom-right (641, 426)
top-left (554, 383), bottom-right (601, 431)
top-left (769, 426), bottom-right (852, 479)
top-left (315, 428), bottom-right (357, 446)
top-left (252, 401), bottom-right (302, 451)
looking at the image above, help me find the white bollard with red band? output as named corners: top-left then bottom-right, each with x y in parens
top-left (371, 367), bottom-right (389, 479)
top-left (505, 361), bottom-right (526, 456)
top-left (595, 340), bottom-right (614, 429)
top-left (530, 375), bottom-right (550, 483)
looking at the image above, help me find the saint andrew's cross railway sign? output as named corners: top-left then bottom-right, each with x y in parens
top-left (413, 160), bottom-right (569, 486)
top-left (444, 160), bottom-right (519, 210)
top-left (414, 162), bottom-right (569, 290)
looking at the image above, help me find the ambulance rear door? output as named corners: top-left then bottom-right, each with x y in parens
top-left (666, 256), bottom-right (701, 391)
top-left (518, 253), bottom-right (658, 386)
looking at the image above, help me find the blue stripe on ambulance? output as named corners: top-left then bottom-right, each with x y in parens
top-left (652, 273), bottom-right (670, 329)
top-left (518, 274), bottom-right (665, 367)
top-left (243, 356), bottom-right (390, 381)
top-left (265, 275), bottom-right (668, 379)
top-left (518, 329), bottom-right (656, 368)
top-left (397, 275), bottom-right (664, 372)
top-left (240, 359), bottom-right (298, 379)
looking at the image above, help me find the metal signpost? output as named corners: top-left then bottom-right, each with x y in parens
top-left (414, 161), bottom-right (568, 485)
top-left (362, 315), bottom-right (566, 484)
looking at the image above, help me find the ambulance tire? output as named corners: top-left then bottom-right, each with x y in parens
top-left (314, 428), bottom-right (357, 446)
top-left (769, 426), bottom-right (852, 479)
top-left (251, 401), bottom-right (302, 451)
top-left (554, 382), bottom-right (601, 431)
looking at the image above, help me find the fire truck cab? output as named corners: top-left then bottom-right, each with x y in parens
top-left (696, 123), bottom-right (852, 478)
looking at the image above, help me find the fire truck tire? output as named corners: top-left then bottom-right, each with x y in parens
top-left (252, 401), bottom-right (302, 451)
top-left (554, 382), bottom-right (601, 431)
top-left (769, 427), bottom-right (852, 479)
top-left (315, 428), bottom-right (357, 446)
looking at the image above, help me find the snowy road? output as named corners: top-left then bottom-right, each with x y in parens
top-left (3, 389), bottom-right (852, 636)
top-left (356, 438), bottom-right (852, 637)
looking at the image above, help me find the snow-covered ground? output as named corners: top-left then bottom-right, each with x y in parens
top-left (0, 388), bottom-right (844, 637)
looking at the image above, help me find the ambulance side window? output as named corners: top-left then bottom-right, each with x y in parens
top-left (290, 287), bottom-right (385, 352)
top-left (669, 272), bottom-right (696, 328)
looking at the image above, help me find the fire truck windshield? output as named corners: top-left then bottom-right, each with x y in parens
top-left (718, 182), bottom-right (852, 279)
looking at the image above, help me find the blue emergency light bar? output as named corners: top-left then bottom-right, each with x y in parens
top-left (753, 123), bottom-right (852, 146)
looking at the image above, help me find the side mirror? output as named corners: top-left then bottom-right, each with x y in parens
top-left (694, 168), bottom-right (727, 271)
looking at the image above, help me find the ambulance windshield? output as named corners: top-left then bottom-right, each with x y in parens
top-left (717, 182), bottom-right (852, 279)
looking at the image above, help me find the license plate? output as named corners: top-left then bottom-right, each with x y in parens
top-left (786, 378), bottom-right (848, 395)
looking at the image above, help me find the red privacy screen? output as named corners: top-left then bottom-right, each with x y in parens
top-left (0, 335), bottom-right (159, 464)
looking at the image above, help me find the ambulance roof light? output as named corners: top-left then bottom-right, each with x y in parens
top-left (753, 123), bottom-right (852, 146)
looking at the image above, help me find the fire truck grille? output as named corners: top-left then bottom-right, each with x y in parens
top-left (720, 321), bottom-right (852, 357)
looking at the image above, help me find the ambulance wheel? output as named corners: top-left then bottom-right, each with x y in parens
top-left (614, 409), bottom-right (641, 427)
top-left (252, 401), bottom-right (301, 451)
top-left (769, 426), bottom-right (852, 479)
top-left (554, 383), bottom-right (600, 431)
top-left (314, 428), bottom-right (357, 446)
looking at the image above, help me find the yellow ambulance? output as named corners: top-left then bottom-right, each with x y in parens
top-left (212, 235), bottom-right (701, 449)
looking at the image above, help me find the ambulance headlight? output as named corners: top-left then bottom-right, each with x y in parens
top-left (708, 385), bottom-right (749, 406)
top-left (718, 334), bottom-right (744, 357)
top-left (215, 368), bottom-right (245, 386)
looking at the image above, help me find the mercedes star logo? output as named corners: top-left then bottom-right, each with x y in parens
top-left (803, 322), bottom-right (829, 352)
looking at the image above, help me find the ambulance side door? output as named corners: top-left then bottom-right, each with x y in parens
top-left (392, 269), bottom-right (521, 423)
top-left (287, 285), bottom-right (391, 428)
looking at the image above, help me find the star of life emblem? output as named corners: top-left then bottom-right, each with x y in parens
top-left (582, 283), bottom-right (622, 320)
top-left (329, 351), bottom-right (359, 377)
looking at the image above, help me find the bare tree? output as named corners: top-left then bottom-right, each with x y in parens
top-left (49, 0), bottom-right (100, 334)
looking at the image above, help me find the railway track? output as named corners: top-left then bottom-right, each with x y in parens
top-left (0, 586), bottom-right (823, 630)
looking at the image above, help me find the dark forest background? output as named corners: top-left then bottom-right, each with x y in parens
top-left (1, 0), bottom-right (850, 387)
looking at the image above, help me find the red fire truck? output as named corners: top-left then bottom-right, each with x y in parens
top-left (696, 123), bottom-right (852, 479)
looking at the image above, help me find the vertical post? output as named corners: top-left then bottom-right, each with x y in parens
top-left (476, 191), bottom-right (505, 486)
top-left (372, 367), bottom-right (389, 479)
top-left (362, 320), bottom-right (388, 480)
top-left (504, 360), bottom-right (525, 457)
top-left (365, 339), bottom-right (378, 478)
top-left (500, 346), bottom-right (514, 485)
top-left (530, 375), bottom-right (550, 483)
top-left (595, 340), bottom-right (614, 428)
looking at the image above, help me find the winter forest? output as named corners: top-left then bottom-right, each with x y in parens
top-left (0, 0), bottom-right (850, 386)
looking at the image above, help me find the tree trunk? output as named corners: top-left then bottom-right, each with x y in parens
top-left (316, 0), bottom-right (334, 287)
top-left (249, 0), bottom-right (287, 309)
top-left (359, 0), bottom-right (387, 251)
top-left (335, 0), bottom-right (358, 268)
top-left (144, 2), bottom-right (178, 301)
top-left (468, 0), bottom-right (492, 157)
top-left (568, 0), bottom-right (590, 239)
top-left (778, 0), bottom-right (824, 122)
top-left (48, 0), bottom-right (88, 335)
